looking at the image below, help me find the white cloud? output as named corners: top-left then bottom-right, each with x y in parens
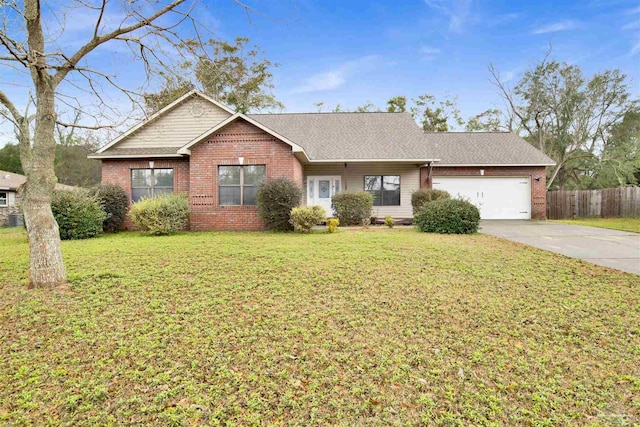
top-left (531, 20), bottom-right (579, 34)
top-left (291, 55), bottom-right (381, 94)
top-left (420, 46), bottom-right (441, 59)
top-left (630, 41), bottom-right (640, 56)
top-left (294, 71), bottom-right (345, 93)
top-left (627, 6), bottom-right (640, 14)
top-left (423, 0), bottom-right (473, 33)
top-left (622, 20), bottom-right (640, 30)
top-left (487, 12), bottom-right (520, 26)
top-left (500, 71), bottom-right (515, 83)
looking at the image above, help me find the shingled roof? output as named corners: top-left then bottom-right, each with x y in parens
top-left (424, 132), bottom-right (555, 166)
top-left (0, 170), bottom-right (76, 191)
top-left (248, 112), bottom-right (434, 161)
top-left (90, 91), bottom-right (555, 166)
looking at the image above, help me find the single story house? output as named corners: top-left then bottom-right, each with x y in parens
top-left (89, 91), bottom-right (555, 230)
top-left (0, 170), bottom-right (75, 226)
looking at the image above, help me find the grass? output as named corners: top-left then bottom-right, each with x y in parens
top-left (0, 227), bottom-right (639, 426)
top-left (552, 217), bottom-right (640, 233)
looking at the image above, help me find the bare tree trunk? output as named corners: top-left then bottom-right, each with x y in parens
top-left (14, 0), bottom-right (67, 288)
top-left (21, 103), bottom-right (67, 287)
top-left (22, 192), bottom-right (66, 288)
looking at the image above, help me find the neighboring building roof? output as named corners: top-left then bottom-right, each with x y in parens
top-left (248, 112), bottom-right (436, 162)
top-left (0, 170), bottom-right (76, 191)
top-left (0, 170), bottom-right (26, 190)
top-left (426, 132), bottom-right (555, 166)
top-left (90, 90), bottom-right (555, 166)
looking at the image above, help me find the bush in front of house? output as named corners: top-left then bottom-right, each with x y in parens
top-left (384, 216), bottom-right (395, 228)
top-left (327, 218), bottom-right (339, 233)
top-left (411, 189), bottom-right (450, 213)
top-left (414, 198), bottom-right (480, 234)
top-left (290, 205), bottom-right (326, 233)
top-left (331, 191), bottom-right (373, 226)
top-left (128, 194), bottom-right (189, 235)
top-left (256, 177), bottom-right (303, 231)
top-left (89, 184), bottom-right (128, 233)
top-left (51, 190), bottom-right (107, 240)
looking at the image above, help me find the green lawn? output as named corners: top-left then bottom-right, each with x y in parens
top-left (553, 217), bottom-right (640, 233)
top-left (1, 228), bottom-right (639, 426)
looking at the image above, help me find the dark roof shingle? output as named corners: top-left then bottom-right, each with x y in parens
top-left (248, 112), bottom-right (434, 161)
top-left (425, 132), bottom-right (555, 166)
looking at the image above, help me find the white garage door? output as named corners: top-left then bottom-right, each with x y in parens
top-left (432, 177), bottom-right (531, 219)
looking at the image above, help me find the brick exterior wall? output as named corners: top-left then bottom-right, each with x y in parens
top-left (101, 158), bottom-right (190, 229)
top-left (189, 118), bottom-right (303, 231)
top-left (420, 166), bottom-right (548, 220)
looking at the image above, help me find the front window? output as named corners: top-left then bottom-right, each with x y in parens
top-left (0, 192), bottom-right (6, 206)
top-left (364, 175), bottom-right (400, 206)
top-left (219, 165), bottom-right (266, 206)
top-left (131, 169), bottom-right (174, 202)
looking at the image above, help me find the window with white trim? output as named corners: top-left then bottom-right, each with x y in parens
top-left (131, 169), bottom-right (174, 202)
top-left (218, 165), bottom-right (266, 206)
top-left (0, 191), bottom-right (7, 206)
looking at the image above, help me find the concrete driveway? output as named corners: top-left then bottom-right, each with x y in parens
top-left (480, 220), bottom-right (640, 275)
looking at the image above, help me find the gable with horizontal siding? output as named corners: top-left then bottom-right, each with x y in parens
top-left (118, 96), bottom-right (232, 149)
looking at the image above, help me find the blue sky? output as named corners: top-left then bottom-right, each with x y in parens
top-left (0, 0), bottom-right (639, 145)
top-left (221, 0), bottom-right (640, 116)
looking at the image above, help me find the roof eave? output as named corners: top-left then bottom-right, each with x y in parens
top-left (433, 162), bottom-right (556, 167)
top-left (306, 158), bottom-right (441, 163)
top-left (87, 153), bottom-right (184, 159)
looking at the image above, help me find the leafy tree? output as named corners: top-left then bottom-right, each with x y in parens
top-left (411, 93), bottom-right (464, 132)
top-left (490, 58), bottom-right (638, 189)
top-left (0, 143), bottom-right (23, 174)
top-left (142, 74), bottom-right (195, 114)
top-left (55, 145), bottom-right (101, 187)
top-left (592, 110), bottom-right (640, 188)
top-left (387, 96), bottom-right (407, 112)
top-left (144, 37), bottom-right (283, 114)
top-left (355, 101), bottom-right (378, 112)
top-left (465, 109), bottom-right (506, 132)
top-left (313, 101), bottom-right (325, 112)
top-left (54, 120), bottom-right (101, 186)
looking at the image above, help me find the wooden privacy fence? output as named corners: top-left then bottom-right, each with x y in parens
top-left (547, 187), bottom-right (640, 219)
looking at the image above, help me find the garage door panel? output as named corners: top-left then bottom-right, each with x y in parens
top-left (432, 177), bottom-right (531, 220)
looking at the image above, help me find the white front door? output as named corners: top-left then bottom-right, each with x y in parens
top-left (432, 177), bottom-right (531, 219)
top-left (307, 176), bottom-right (342, 216)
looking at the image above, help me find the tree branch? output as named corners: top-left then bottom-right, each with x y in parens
top-left (0, 88), bottom-right (23, 125)
top-left (53, 0), bottom-right (188, 85)
top-left (55, 120), bottom-right (114, 130)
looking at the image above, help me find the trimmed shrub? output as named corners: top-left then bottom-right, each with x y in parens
top-left (290, 205), bottom-right (326, 233)
top-left (128, 194), bottom-right (189, 235)
top-left (384, 216), bottom-right (395, 228)
top-left (327, 218), bottom-right (339, 233)
top-left (90, 184), bottom-right (128, 232)
top-left (256, 177), bottom-right (303, 231)
top-left (331, 192), bottom-right (373, 226)
top-left (411, 189), bottom-right (450, 213)
top-left (414, 198), bottom-right (480, 234)
top-left (51, 190), bottom-right (106, 240)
